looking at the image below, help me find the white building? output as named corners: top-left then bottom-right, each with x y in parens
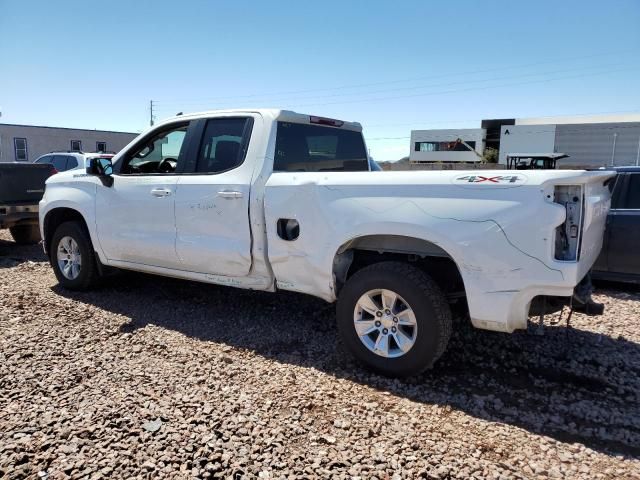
top-left (410, 113), bottom-right (640, 168)
top-left (0, 123), bottom-right (137, 163)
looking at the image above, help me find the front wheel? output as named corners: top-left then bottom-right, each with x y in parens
top-left (337, 261), bottom-right (452, 377)
top-left (50, 221), bottom-right (100, 290)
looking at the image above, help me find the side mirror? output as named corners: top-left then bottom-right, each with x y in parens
top-left (87, 157), bottom-right (114, 187)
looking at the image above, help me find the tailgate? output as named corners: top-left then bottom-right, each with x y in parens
top-left (0, 164), bottom-right (53, 205)
top-left (548, 170), bottom-right (615, 279)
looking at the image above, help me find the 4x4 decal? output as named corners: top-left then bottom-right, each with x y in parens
top-left (453, 174), bottom-right (527, 185)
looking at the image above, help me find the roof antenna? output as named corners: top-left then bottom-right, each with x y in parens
top-left (176, 112), bottom-right (183, 116)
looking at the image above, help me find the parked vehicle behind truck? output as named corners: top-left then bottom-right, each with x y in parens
top-left (34, 152), bottom-right (115, 173)
top-left (1, 162), bottom-right (55, 244)
top-left (39, 109), bottom-right (614, 376)
top-left (592, 166), bottom-right (640, 283)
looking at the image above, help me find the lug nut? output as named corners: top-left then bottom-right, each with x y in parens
top-left (391, 326), bottom-right (397, 333)
top-left (376, 311), bottom-right (382, 317)
top-left (393, 317), bottom-right (398, 323)
top-left (375, 321), bottom-right (381, 327)
top-left (382, 328), bottom-right (388, 335)
top-left (385, 309), bottom-right (391, 315)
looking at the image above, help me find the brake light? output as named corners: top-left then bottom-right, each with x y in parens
top-left (48, 165), bottom-right (58, 176)
top-left (310, 116), bottom-right (344, 127)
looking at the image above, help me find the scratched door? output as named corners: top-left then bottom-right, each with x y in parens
top-left (173, 117), bottom-right (255, 277)
top-left (96, 174), bottom-right (181, 269)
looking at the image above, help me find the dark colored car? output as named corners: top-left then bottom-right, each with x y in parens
top-left (592, 166), bottom-right (640, 283)
top-left (0, 163), bottom-right (56, 244)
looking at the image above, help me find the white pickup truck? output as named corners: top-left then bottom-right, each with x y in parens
top-left (40, 109), bottom-right (614, 376)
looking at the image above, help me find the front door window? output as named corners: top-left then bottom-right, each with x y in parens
top-left (121, 123), bottom-right (189, 174)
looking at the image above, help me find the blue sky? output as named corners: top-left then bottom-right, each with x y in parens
top-left (1, 0), bottom-right (639, 160)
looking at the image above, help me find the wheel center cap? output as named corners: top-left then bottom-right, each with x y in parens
top-left (381, 315), bottom-right (394, 329)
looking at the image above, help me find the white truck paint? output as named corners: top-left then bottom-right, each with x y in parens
top-left (39, 109), bottom-right (614, 376)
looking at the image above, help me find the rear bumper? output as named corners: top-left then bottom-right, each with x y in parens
top-left (0, 204), bottom-right (39, 229)
top-left (470, 284), bottom-right (575, 332)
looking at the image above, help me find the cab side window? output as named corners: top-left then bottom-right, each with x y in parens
top-left (195, 117), bottom-right (252, 173)
top-left (120, 122), bottom-right (189, 175)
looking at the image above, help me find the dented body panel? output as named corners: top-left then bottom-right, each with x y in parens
top-left (263, 169), bottom-right (613, 332)
top-left (40, 108), bottom-right (614, 334)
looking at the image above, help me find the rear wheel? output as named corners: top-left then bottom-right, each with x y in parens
top-left (50, 221), bottom-right (99, 290)
top-left (337, 261), bottom-right (452, 377)
top-left (9, 225), bottom-right (41, 245)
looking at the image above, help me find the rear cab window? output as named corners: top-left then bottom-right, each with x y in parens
top-left (274, 122), bottom-right (369, 172)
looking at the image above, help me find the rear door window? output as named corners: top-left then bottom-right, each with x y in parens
top-left (195, 117), bottom-right (252, 173)
top-left (66, 156), bottom-right (79, 169)
top-left (51, 155), bottom-right (68, 171)
top-left (274, 122), bottom-right (368, 172)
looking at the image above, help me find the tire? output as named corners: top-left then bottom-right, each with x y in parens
top-left (49, 221), bottom-right (100, 290)
top-left (337, 261), bottom-right (452, 377)
top-left (9, 225), bottom-right (41, 245)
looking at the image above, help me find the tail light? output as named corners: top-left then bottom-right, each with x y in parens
top-left (48, 165), bottom-right (58, 177)
top-left (553, 185), bottom-right (584, 261)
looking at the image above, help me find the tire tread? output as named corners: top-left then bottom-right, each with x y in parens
top-left (50, 221), bottom-right (100, 290)
top-left (337, 261), bottom-right (453, 376)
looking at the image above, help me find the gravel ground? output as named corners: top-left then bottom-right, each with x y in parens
top-left (1, 230), bottom-right (639, 479)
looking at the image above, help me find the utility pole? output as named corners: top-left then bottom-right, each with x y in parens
top-left (610, 132), bottom-right (618, 166)
top-left (149, 100), bottom-right (155, 126)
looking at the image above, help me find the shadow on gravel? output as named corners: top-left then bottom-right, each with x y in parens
top-left (52, 272), bottom-right (640, 459)
top-left (0, 238), bottom-right (46, 268)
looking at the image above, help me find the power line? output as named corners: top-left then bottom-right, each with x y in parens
top-left (154, 62), bottom-right (630, 109)
top-left (152, 66), bottom-right (639, 119)
top-left (156, 66), bottom-right (638, 115)
top-left (153, 50), bottom-right (635, 106)
top-left (286, 66), bottom-right (639, 109)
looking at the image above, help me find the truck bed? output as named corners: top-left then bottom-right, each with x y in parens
top-left (0, 163), bottom-right (53, 205)
top-left (1, 163), bottom-right (54, 229)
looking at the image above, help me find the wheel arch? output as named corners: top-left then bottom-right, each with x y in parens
top-left (332, 234), bottom-right (468, 303)
top-left (43, 207), bottom-right (91, 257)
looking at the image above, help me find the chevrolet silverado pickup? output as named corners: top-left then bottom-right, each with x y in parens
top-left (39, 109), bottom-right (614, 376)
top-left (1, 162), bottom-right (55, 244)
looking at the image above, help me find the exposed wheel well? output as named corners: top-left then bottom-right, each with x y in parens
top-left (43, 208), bottom-right (89, 256)
top-left (333, 235), bottom-right (468, 314)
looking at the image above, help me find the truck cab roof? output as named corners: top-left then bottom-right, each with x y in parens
top-left (160, 109), bottom-right (363, 132)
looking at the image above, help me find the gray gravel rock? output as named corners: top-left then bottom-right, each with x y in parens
top-left (0, 230), bottom-right (639, 479)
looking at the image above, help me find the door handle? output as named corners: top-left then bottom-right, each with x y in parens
top-left (218, 190), bottom-right (243, 199)
top-left (150, 188), bottom-right (172, 197)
